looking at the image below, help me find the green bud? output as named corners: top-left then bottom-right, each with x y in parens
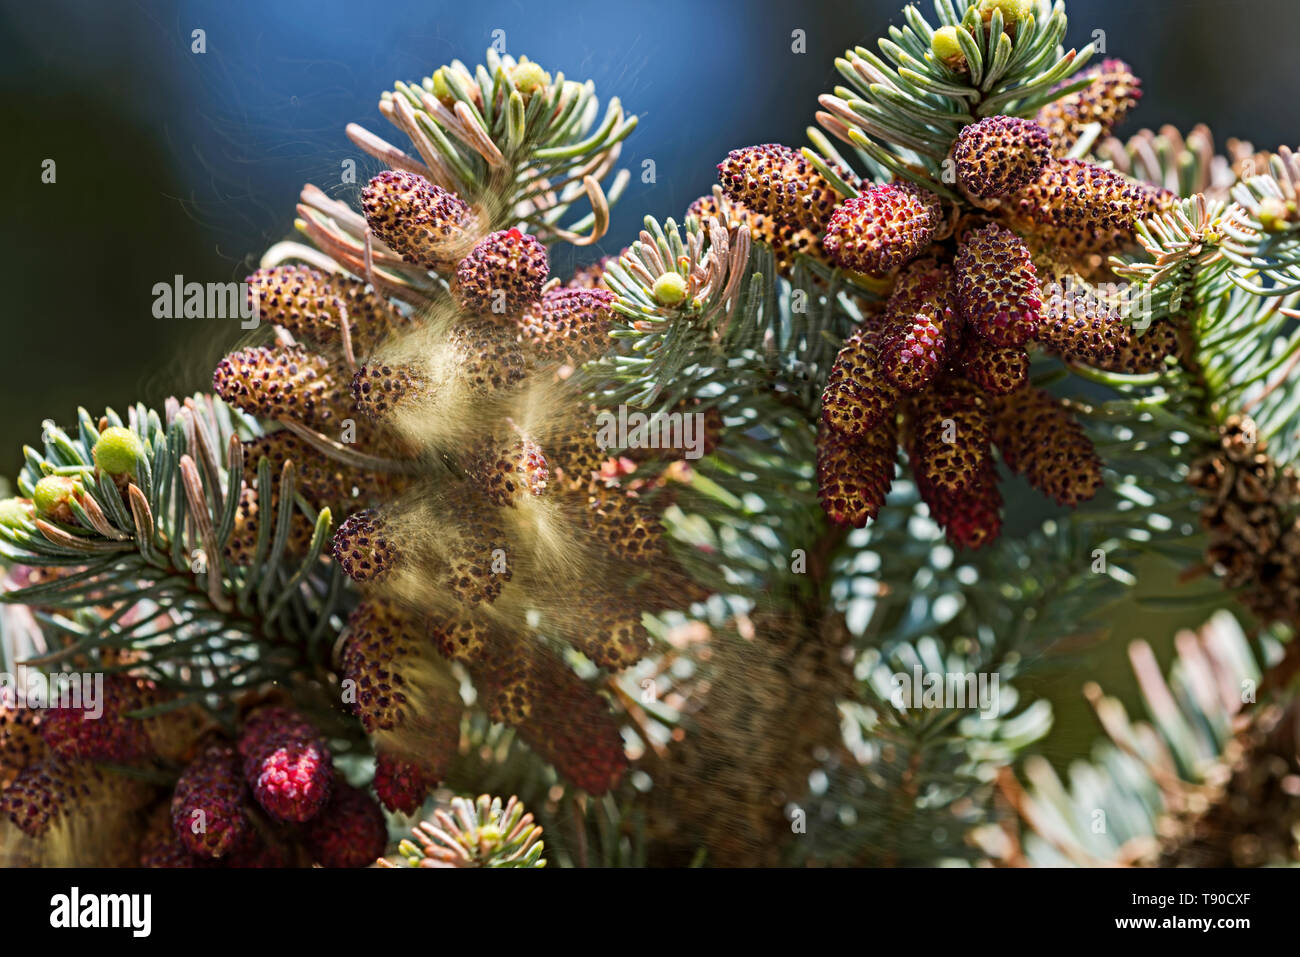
top-left (979, 0), bottom-right (1033, 29)
top-left (931, 26), bottom-right (968, 71)
top-left (92, 426), bottom-right (145, 476)
top-left (509, 59), bottom-right (551, 99)
top-left (1257, 197), bottom-right (1294, 233)
top-left (652, 273), bottom-right (688, 306)
top-left (32, 475), bottom-right (81, 521)
top-left (432, 67), bottom-right (456, 105)
top-left (0, 497), bottom-right (33, 528)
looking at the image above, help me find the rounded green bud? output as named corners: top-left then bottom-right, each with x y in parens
top-left (432, 67), bottom-right (456, 105)
top-left (1257, 197), bottom-right (1294, 233)
top-left (92, 426), bottom-right (145, 476)
top-left (652, 272), bottom-right (688, 306)
top-left (931, 26), bottom-right (968, 71)
top-left (0, 497), bottom-right (33, 528)
top-left (509, 59), bottom-right (551, 99)
top-left (979, 0), bottom-right (1033, 29)
top-left (32, 475), bottom-right (80, 521)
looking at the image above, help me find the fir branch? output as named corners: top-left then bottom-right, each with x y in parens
top-left (1220, 147), bottom-right (1300, 296)
top-left (0, 396), bottom-right (342, 704)
top-left (998, 610), bottom-right (1291, 867)
top-left (377, 51), bottom-right (636, 243)
top-left (812, 0), bottom-right (1092, 194)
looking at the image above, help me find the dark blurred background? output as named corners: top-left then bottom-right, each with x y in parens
top-left (1, 0), bottom-right (1296, 763)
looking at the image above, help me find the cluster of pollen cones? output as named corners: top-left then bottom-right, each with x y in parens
top-left (711, 59), bottom-right (1181, 548)
top-left (2, 672), bottom-right (387, 867)
top-left (212, 153), bottom-right (714, 800)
